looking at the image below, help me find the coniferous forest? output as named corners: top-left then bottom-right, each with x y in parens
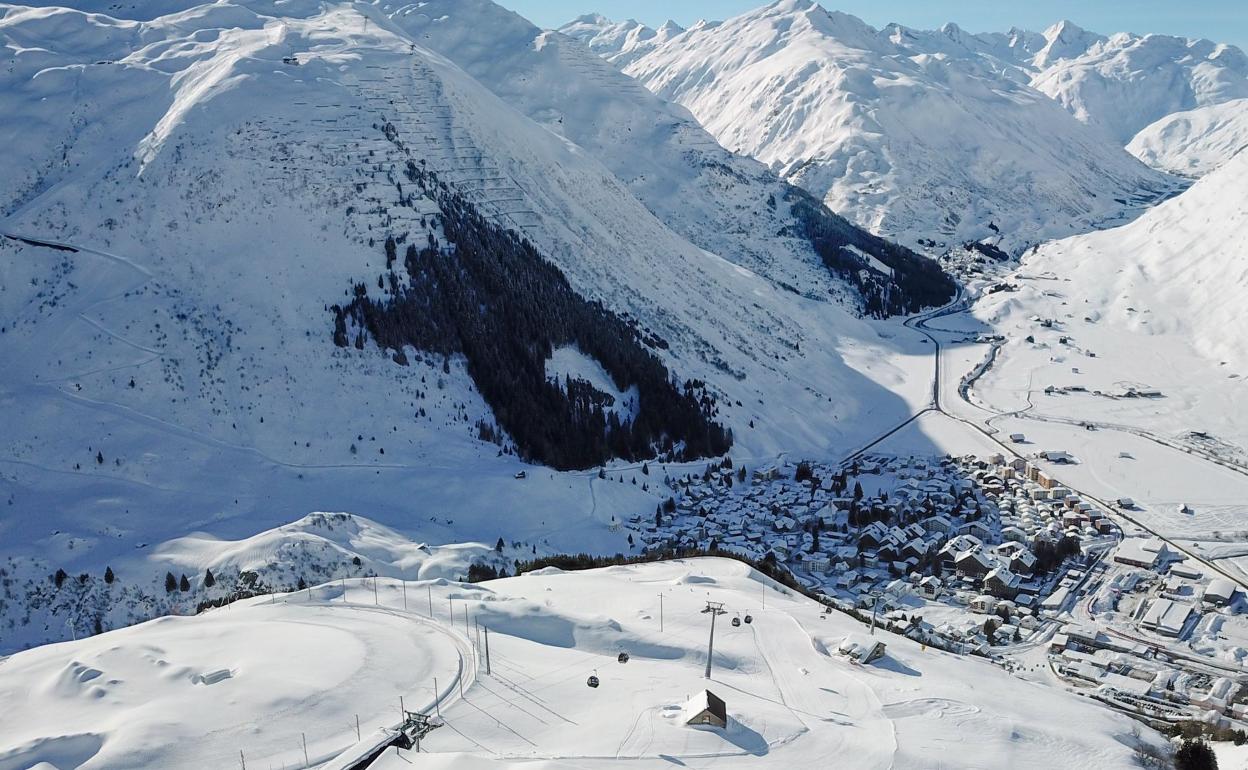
top-left (784, 186), bottom-right (957, 316)
top-left (332, 162), bottom-right (732, 470)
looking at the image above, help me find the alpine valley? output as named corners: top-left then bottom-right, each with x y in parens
top-left (0, 1), bottom-right (1246, 768)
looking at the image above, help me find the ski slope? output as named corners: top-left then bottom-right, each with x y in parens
top-left (0, 558), bottom-right (1164, 768)
top-left (0, 582), bottom-right (472, 770)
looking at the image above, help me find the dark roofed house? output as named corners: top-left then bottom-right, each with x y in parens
top-left (685, 690), bottom-right (727, 729)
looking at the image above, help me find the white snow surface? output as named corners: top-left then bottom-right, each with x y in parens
top-left (953, 149), bottom-right (1248, 538)
top-left (0, 558), bottom-right (1163, 768)
top-left (1031, 26), bottom-right (1248, 144)
top-left (1128, 99), bottom-right (1248, 177)
top-left (0, 0), bottom-right (943, 633)
top-left (564, 0), bottom-right (1182, 253)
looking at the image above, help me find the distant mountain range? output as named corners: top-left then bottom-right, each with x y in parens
top-left (563, 1), bottom-right (1248, 252)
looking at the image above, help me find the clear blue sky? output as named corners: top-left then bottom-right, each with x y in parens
top-left (498, 0), bottom-right (1248, 49)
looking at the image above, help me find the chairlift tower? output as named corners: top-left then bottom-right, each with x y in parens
top-left (701, 601), bottom-right (727, 678)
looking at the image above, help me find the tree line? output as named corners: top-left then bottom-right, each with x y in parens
top-left (784, 186), bottom-right (956, 316)
top-left (331, 161), bottom-right (732, 470)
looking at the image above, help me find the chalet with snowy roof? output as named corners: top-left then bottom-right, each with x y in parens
top-left (684, 690), bottom-right (727, 729)
top-left (984, 567), bottom-right (1022, 600)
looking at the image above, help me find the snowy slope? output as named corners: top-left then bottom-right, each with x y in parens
top-left (1027, 148), bottom-right (1248, 371)
top-left (566, 0), bottom-right (1179, 254)
top-left (380, 0), bottom-right (860, 296)
top-left (1128, 99), bottom-right (1248, 176)
top-left (1031, 27), bottom-right (1248, 144)
top-left (0, 558), bottom-right (1166, 768)
top-left (0, 0), bottom-right (953, 644)
top-left (963, 147), bottom-right (1248, 505)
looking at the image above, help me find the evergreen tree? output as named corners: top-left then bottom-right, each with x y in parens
top-left (96, 451), bottom-right (104, 465)
top-left (179, 574), bottom-right (190, 592)
top-left (854, 481), bottom-right (864, 500)
top-left (495, 537), bottom-right (505, 553)
top-left (1175, 738), bottom-right (1218, 770)
top-left (204, 568), bottom-right (215, 588)
top-left (165, 572), bottom-right (177, 593)
top-left (104, 566), bottom-right (115, 584)
top-left (54, 568), bottom-right (67, 588)
top-left (297, 576), bottom-right (307, 590)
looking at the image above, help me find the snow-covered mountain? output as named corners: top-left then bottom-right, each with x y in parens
top-left (1128, 98), bottom-right (1248, 177)
top-left (1026, 143), bottom-right (1248, 373)
top-left (0, 0), bottom-right (956, 630)
top-left (559, 12), bottom-right (685, 68)
top-left (1031, 26), bottom-right (1248, 144)
top-left (378, 0), bottom-right (948, 307)
top-left (564, 0), bottom-right (1180, 254)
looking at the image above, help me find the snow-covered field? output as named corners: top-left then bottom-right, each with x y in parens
top-left (0, 559), bottom-right (1163, 769)
top-left (934, 148), bottom-right (1248, 541)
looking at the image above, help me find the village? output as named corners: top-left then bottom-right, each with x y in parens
top-left (627, 450), bottom-right (1248, 733)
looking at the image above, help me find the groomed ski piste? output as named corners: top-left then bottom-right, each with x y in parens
top-left (0, 558), bottom-right (1160, 769)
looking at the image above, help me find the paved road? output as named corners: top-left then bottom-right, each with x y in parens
top-left (908, 293), bottom-right (1248, 593)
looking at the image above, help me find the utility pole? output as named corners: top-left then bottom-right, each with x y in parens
top-left (659, 593), bottom-right (663, 632)
top-left (484, 625), bottom-right (492, 675)
top-left (427, 585), bottom-right (433, 617)
top-left (401, 580), bottom-right (407, 610)
top-left (433, 677), bottom-right (441, 718)
top-left (355, 714), bottom-right (361, 741)
top-left (869, 591), bottom-right (881, 636)
top-left (702, 601), bottom-right (726, 679)
top-left (373, 577), bottom-right (378, 606)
